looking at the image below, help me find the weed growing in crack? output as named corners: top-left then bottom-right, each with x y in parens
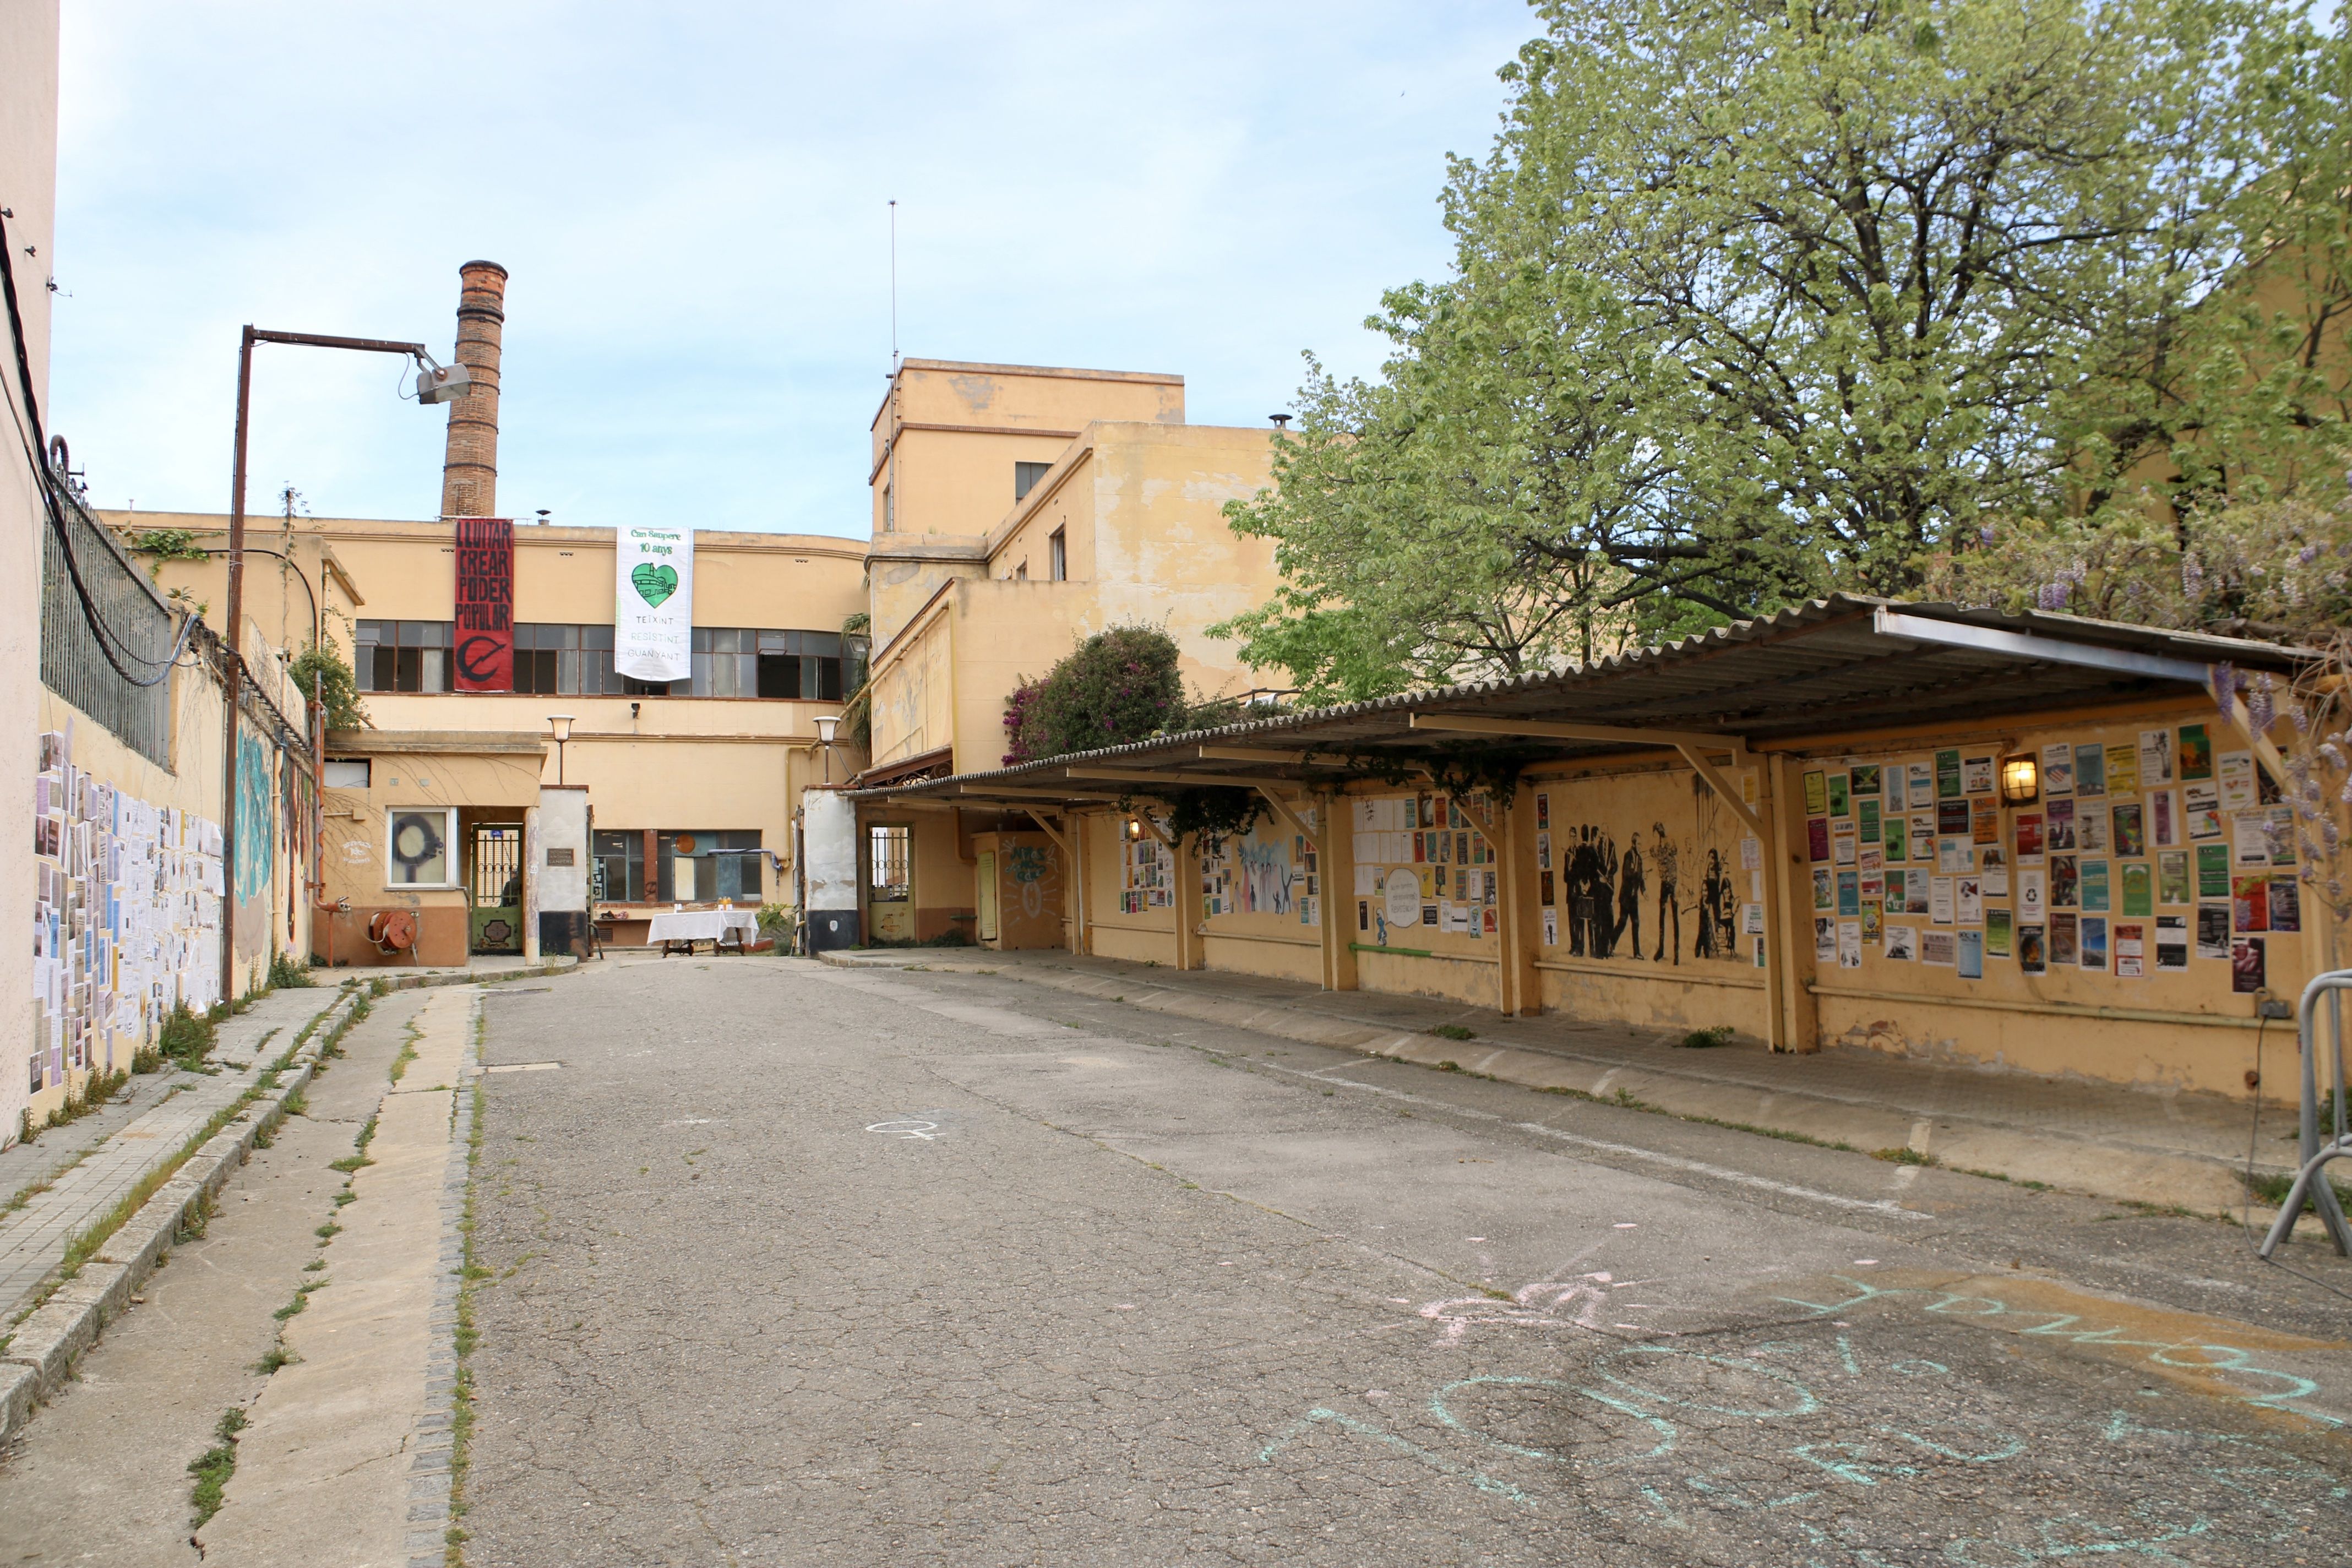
top-left (187, 1407), bottom-right (247, 1526)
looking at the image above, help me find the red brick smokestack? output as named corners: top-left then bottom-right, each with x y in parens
top-left (439, 260), bottom-right (507, 519)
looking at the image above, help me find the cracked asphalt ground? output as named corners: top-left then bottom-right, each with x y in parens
top-left (462, 957), bottom-right (2352, 1566)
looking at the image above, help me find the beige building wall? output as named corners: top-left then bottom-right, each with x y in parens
top-left (864, 421), bottom-right (1280, 775)
top-left (2, 2), bottom-right (58, 1142)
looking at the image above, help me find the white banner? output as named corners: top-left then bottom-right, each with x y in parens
top-left (614, 526), bottom-right (693, 682)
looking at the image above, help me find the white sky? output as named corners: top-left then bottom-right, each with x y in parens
top-left (47, 2), bottom-right (1533, 538)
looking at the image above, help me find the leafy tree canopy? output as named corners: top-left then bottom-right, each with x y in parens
top-left (1221, 0), bottom-right (2352, 703)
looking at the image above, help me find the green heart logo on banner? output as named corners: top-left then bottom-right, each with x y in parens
top-left (631, 563), bottom-right (678, 607)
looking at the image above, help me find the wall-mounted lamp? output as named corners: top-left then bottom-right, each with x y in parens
top-left (1126, 818), bottom-right (1142, 841)
top-left (1998, 752), bottom-right (2039, 806)
top-left (547, 714), bottom-right (575, 786)
top-left (814, 713), bottom-right (841, 784)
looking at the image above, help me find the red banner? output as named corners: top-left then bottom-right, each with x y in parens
top-left (453, 516), bottom-right (514, 691)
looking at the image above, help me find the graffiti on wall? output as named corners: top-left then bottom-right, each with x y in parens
top-left (1538, 774), bottom-right (1754, 966)
top-left (1004, 842), bottom-right (1059, 921)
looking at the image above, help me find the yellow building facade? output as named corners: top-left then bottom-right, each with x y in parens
top-left (115, 513), bottom-right (868, 965)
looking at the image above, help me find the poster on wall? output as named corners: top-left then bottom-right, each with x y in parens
top-left (451, 516), bottom-right (514, 691)
top-left (614, 525), bottom-right (694, 682)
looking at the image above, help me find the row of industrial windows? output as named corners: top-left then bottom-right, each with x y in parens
top-left (591, 829), bottom-right (765, 903)
top-left (355, 621), bottom-right (867, 698)
top-left (357, 800), bottom-right (767, 905)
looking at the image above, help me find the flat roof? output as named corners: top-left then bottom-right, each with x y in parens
top-left (855, 595), bottom-right (2308, 801)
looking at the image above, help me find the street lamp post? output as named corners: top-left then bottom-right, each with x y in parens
top-left (548, 714), bottom-right (575, 785)
top-left (814, 713), bottom-right (841, 785)
top-left (220, 328), bottom-right (464, 1006)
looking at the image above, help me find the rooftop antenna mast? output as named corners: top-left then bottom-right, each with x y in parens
top-left (889, 198), bottom-right (899, 373)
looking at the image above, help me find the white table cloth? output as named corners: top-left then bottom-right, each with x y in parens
top-left (643, 909), bottom-right (762, 946)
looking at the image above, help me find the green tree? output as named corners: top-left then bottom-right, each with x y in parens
top-left (1224, 0), bottom-right (2352, 700)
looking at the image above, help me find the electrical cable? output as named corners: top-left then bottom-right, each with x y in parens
top-left (0, 206), bottom-right (194, 685)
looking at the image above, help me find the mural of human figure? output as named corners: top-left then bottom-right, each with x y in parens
top-left (1615, 838), bottom-right (1645, 958)
top-left (1650, 823), bottom-right (1679, 964)
top-left (1592, 832), bottom-right (1619, 957)
top-left (1566, 826), bottom-right (1596, 957)
top-left (1695, 848), bottom-right (1728, 959)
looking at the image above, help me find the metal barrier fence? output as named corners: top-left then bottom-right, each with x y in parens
top-left (40, 494), bottom-right (177, 769)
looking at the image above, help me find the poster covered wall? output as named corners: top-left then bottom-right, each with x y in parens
top-left (614, 526), bottom-right (693, 682)
top-left (453, 515), bottom-right (515, 691)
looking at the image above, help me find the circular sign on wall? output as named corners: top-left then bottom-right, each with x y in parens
top-left (1382, 869), bottom-right (1421, 929)
top-left (674, 834), bottom-right (698, 854)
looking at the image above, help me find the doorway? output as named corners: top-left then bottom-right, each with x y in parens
top-left (469, 822), bottom-right (524, 954)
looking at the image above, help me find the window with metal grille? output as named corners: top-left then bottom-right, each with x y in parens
top-left (354, 620), bottom-right (453, 692)
top-left (869, 824), bottom-right (911, 901)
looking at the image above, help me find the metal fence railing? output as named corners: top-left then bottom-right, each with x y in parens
top-left (40, 489), bottom-right (177, 769)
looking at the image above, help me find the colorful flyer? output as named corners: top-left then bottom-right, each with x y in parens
top-left (2051, 912), bottom-right (2079, 966)
top-left (1809, 817), bottom-right (1831, 862)
top-left (2184, 781), bottom-right (2222, 840)
top-left (1908, 763), bottom-right (1934, 803)
top-left (2139, 729), bottom-right (2174, 786)
top-left (1850, 764), bottom-right (1881, 797)
top-left (2271, 875), bottom-right (2302, 933)
top-left (2047, 798), bottom-right (2076, 850)
top-left (1833, 830), bottom-right (1858, 867)
top-left (2232, 875), bottom-right (2269, 933)
top-left (1957, 876), bottom-right (1983, 925)
top-left (2233, 936), bottom-right (2266, 994)
top-left (2106, 741), bottom-right (2138, 796)
top-left (2080, 916), bottom-right (2109, 970)
top-left (2018, 868), bottom-right (2046, 920)
top-left (2077, 806), bottom-right (2108, 854)
top-left (2082, 859), bottom-right (2110, 912)
top-left (1813, 867), bottom-right (1834, 910)
top-left (1937, 749), bottom-right (1964, 799)
top-left (1837, 869), bottom-right (1860, 916)
top-left (2015, 813), bottom-right (2044, 860)
top-left (1838, 921), bottom-right (1862, 970)
top-left (2111, 801), bottom-right (2144, 858)
top-left (2178, 723), bottom-right (2212, 781)
top-left (1958, 929), bottom-right (1984, 979)
top-left (1886, 766), bottom-right (1907, 812)
top-left (1963, 756), bottom-right (1996, 794)
top-left (1907, 869), bottom-right (1932, 915)
top-left (1860, 898), bottom-right (1882, 944)
top-left (1923, 930), bottom-right (1957, 967)
top-left (1804, 771), bottom-right (1828, 815)
top-left (1938, 835), bottom-right (1970, 874)
top-left (1885, 814), bottom-right (1909, 863)
top-left (2196, 842), bottom-right (2231, 899)
top-left (2076, 742), bottom-right (2107, 797)
top-left (2269, 806), bottom-right (2299, 867)
top-left (2233, 814), bottom-right (2273, 868)
top-left (2051, 855), bottom-right (2079, 908)
top-left (2155, 914), bottom-right (2188, 971)
top-left (2196, 905), bottom-right (2231, 960)
top-left (2041, 742), bottom-right (2075, 794)
top-left (2120, 860), bottom-right (2152, 917)
top-left (2219, 750), bottom-right (2255, 812)
top-left (1886, 924), bottom-right (1918, 961)
top-left (1986, 906), bottom-right (2012, 959)
top-left (1980, 847), bottom-right (2009, 897)
top-left (2157, 850), bottom-right (2190, 905)
top-left (2114, 921), bottom-right (2145, 978)
top-left (1815, 917), bottom-right (1836, 961)
top-left (1827, 773), bottom-right (1850, 818)
top-left (2150, 789), bottom-right (2175, 849)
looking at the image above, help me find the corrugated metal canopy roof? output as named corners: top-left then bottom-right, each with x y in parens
top-left (853, 595), bottom-right (2309, 803)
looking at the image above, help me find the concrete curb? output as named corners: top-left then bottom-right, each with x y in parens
top-left (0, 984), bottom-right (366, 1447)
top-left (827, 950), bottom-right (2271, 1216)
top-left (404, 989), bottom-right (482, 1568)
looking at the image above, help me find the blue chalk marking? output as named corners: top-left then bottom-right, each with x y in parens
top-left (1884, 1419), bottom-right (2024, 1463)
top-left (1255, 1407), bottom-right (1532, 1507)
top-left (1838, 1334), bottom-right (1861, 1375)
top-left (1792, 1440), bottom-right (1920, 1487)
top-left (1890, 1359), bottom-right (1950, 1376)
top-left (1600, 1344), bottom-right (1821, 1419)
top-left (1427, 1375), bottom-right (1675, 1466)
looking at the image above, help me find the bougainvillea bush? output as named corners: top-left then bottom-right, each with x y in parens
top-left (1003, 625), bottom-right (1189, 765)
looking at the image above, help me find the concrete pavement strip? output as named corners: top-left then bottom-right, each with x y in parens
top-left (820, 948), bottom-right (2294, 1216)
top-left (197, 984), bottom-right (481, 1568)
top-left (0, 958), bottom-right (566, 1452)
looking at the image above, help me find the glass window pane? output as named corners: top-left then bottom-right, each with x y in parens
top-left (690, 653), bottom-right (712, 695)
top-left (758, 629), bottom-right (786, 653)
top-left (356, 620), bottom-right (385, 644)
top-left (816, 658), bottom-right (842, 701)
top-left (422, 648), bottom-right (446, 692)
top-left (582, 624), bottom-right (613, 651)
top-left (388, 809), bottom-right (449, 885)
top-left (802, 631), bottom-right (841, 659)
top-left (394, 646), bottom-right (420, 692)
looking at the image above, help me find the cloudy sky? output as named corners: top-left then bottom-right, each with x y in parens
top-left (48, 2), bottom-right (1534, 540)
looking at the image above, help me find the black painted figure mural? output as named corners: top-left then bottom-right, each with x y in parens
top-left (1615, 839), bottom-right (1645, 958)
top-left (1651, 823), bottom-right (1679, 965)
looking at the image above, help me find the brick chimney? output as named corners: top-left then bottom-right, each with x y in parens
top-left (439, 260), bottom-right (508, 519)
